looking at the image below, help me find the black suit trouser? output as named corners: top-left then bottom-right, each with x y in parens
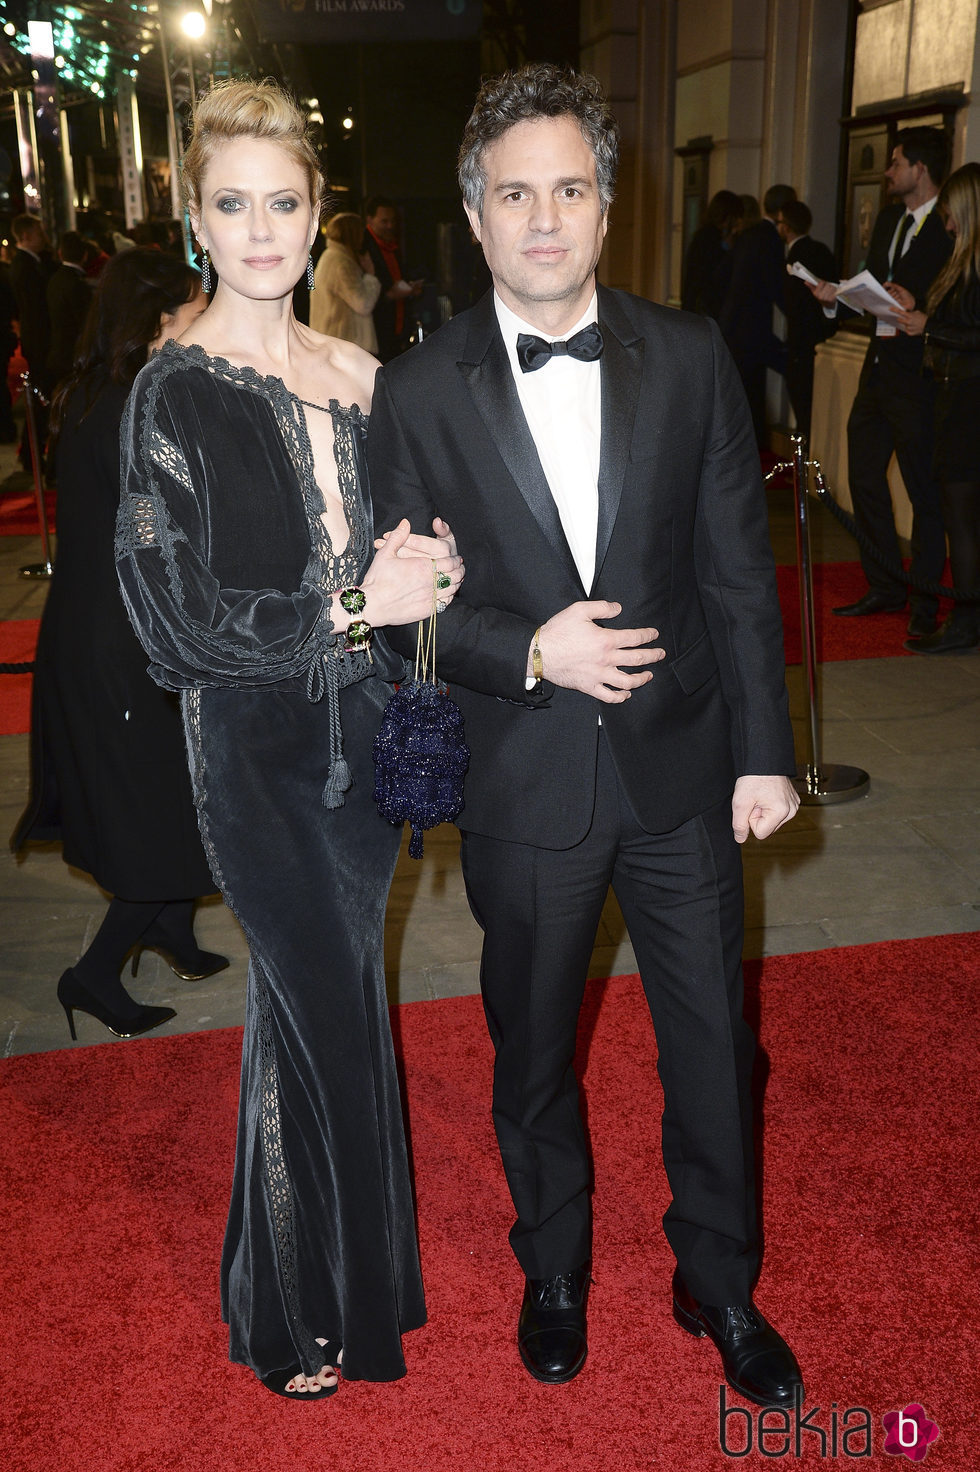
top-left (786, 352), bottom-right (815, 437)
top-left (459, 732), bottom-right (758, 1307)
top-left (846, 359), bottom-right (945, 613)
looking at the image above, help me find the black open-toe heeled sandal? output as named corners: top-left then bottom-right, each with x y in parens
top-left (260, 1367), bottom-right (339, 1401)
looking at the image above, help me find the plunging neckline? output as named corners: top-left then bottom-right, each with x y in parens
top-left (160, 338), bottom-right (365, 568)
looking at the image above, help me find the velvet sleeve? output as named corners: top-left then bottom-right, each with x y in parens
top-left (115, 358), bottom-right (336, 692)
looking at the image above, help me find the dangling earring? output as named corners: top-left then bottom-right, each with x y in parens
top-left (307, 252), bottom-right (315, 291)
top-left (200, 249), bottom-right (212, 295)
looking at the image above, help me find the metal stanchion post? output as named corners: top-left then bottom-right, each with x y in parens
top-left (790, 431), bottom-right (869, 804)
top-left (18, 373), bottom-right (54, 581)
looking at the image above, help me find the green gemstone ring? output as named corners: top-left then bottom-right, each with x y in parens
top-left (436, 572), bottom-right (452, 590)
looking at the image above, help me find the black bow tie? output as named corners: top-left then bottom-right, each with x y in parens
top-left (516, 322), bottom-right (604, 373)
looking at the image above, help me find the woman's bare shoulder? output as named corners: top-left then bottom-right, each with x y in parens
top-left (301, 326), bottom-right (380, 411)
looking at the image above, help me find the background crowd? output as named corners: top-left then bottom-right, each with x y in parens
top-left (681, 124), bottom-right (980, 656)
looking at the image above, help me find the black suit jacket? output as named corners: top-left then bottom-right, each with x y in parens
top-left (368, 287), bottom-right (794, 848)
top-left (47, 264), bottom-right (92, 383)
top-left (719, 219), bottom-right (787, 368)
top-left (9, 248), bottom-right (54, 374)
top-left (785, 235), bottom-right (838, 358)
top-left (859, 202), bottom-right (952, 377)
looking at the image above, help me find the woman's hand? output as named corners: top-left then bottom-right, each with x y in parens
top-left (894, 307), bottom-right (927, 336)
top-left (374, 516), bottom-right (459, 561)
top-left (358, 519), bottom-right (464, 628)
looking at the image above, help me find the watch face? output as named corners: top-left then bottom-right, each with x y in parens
top-left (340, 587), bottom-right (367, 614)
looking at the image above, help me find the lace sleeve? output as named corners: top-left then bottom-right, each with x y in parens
top-left (115, 358), bottom-right (335, 692)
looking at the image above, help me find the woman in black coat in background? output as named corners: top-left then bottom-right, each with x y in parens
top-left (12, 249), bottom-right (227, 1038)
top-left (892, 162), bottom-right (980, 653)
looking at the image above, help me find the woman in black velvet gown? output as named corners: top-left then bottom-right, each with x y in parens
top-left (115, 81), bottom-right (463, 1398)
top-left (12, 249), bottom-right (227, 1040)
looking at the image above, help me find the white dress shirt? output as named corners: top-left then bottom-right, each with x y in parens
top-left (494, 292), bottom-right (602, 592)
top-left (888, 194), bottom-right (938, 270)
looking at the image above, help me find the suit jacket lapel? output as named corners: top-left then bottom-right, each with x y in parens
top-left (458, 295), bottom-right (583, 590)
top-left (593, 288), bottom-right (643, 590)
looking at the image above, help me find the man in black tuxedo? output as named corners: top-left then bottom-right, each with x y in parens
top-left (719, 182), bottom-right (797, 445)
top-left (369, 65), bottom-right (802, 1407)
top-left (777, 200), bottom-right (838, 436)
top-left (810, 127), bottom-right (952, 636)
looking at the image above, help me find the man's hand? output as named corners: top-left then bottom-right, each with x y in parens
top-left (806, 278), bottom-right (838, 307)
top-left (731, 775), bottom-right (800, 843)
top-left (532, 601), bottom-right (664, 704)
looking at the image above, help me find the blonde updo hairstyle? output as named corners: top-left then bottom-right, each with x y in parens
top-left (325, 212), bottom-right (366, 255)
top-left (181, 78), bottom-right (326, 221)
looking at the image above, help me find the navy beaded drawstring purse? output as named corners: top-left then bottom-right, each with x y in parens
top-left (373, 569), bottom-right (469, 858)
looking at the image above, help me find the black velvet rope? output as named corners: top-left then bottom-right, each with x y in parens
top-left (767, 457), bottom-right (980, 602)
top-left (0, 662), bottom-right (35, 674)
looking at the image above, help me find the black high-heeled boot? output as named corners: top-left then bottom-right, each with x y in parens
top-left (57, 969), bottom-right (176, 1040)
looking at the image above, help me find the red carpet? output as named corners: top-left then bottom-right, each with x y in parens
top-left (0, 619), bottom-right (38, 734)
top-left (1, 935), bottom-right (976, 1470)
top-left (776, 562), bottom-right (953, 664)
top-left (0, 487), bottom-right (56, 536)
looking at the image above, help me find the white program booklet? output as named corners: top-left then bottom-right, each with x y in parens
top-left (786, 260), bottom-right (901, 335)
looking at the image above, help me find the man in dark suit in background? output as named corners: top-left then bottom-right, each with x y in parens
top-left (9, 213), bottom-right (56, 471)
top-left (47, 230), bottom-right (93, 388)
top-left (369, 64), bottom-right (802, 1408)
top-left (719, 182), bottom-right (797, 445)
top-left (0, 253), bottom-right (17, 443)
top-left (362, 196), bottom-right (422, 362)
top-left (810, 127), bottom-right (952, 636)
top-left (777, 200), bottom-right (837, 436)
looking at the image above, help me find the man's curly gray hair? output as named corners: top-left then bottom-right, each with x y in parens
top-left (458, 64), bottom-right (620, 219)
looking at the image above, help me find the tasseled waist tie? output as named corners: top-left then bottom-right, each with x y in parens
top-left (306, 642), bottom-right (375, 808)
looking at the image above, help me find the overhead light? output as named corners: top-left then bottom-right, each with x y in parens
top-left (27, 20), bottom-right (55, 58)
top-left (181, 11), bottom-right (206, 39)
top-left (342, 116), bottom-right (354, 131)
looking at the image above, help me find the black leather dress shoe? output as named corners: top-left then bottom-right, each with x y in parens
top-left (518, 1264), bottom-right (590, 1384)
top-left (904, 612), bottom-right (980, 654)
top-left (672, 1270), bottom-right (804, 1408)
top-left (832, 590), bottom-right (905, 617)
top-left (906, 608), bottom-right (937, 639)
